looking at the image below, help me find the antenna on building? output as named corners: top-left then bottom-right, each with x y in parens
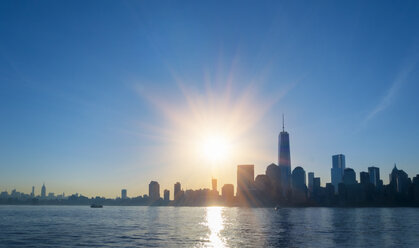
top-left (282, 113), bottom-right (285, 132)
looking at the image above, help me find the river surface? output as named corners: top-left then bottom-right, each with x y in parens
top-left (0, 206), bottom-right (418, 247)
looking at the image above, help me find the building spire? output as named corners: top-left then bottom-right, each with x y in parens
top-left (282, 113), bottom-right (285, 132)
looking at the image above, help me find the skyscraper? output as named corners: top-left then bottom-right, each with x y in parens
top-left (291, 167), bottom-right (306, 191)
top-left (368, 166), bottom-right (380, 187)
top-left (121, 189), bottom-right (127, 199)
top-left (331, 154), bottom-right (345, 193)
top-left (237, 164), bottom-right (254, 200)
top-left (212, 178), bottom-right (217, 192)
top-left (308, 172), bottom-right (314, 192)
top-left (174, 182), bottom-right (181, 201)
top-left (41, 183), bottom-right (46, 198)
top-left (31, 186), bottom-right (35, 198)
top-left (163, 189), bottom-right (170, 201)
top-left (278, 115), bottom-right (291, 191)
top-left (221, 184), bottom-right (234, 204)
top-left (360, 172), bottom-right (370, 185)
top-left (149, 181), bottom-right (160, 201)
top-left (266, 163), bottom-right (280, 193)
top-left (343, 168), bottom-right (357, 185)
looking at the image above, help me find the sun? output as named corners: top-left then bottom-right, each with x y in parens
top-left (201, 134), bottom-right (231, 163)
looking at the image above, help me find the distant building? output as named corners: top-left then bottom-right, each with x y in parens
top-left (291, 167), bottom-right (306, 191)
top-left (313, 177), bottom-right (321, 194)
top-left (212, 178), bottom-right (217, 193)
top-left (237, 164), bottom-right (255, 200)
top-left (343, 168), bottom-right (357, 185)
top-left (254, 174), bottom-right (271, 193)
top-left (41, 183), bottom-right (46, 198)
top-left (121, 189), bottom-right (127, 199)
top-left (308, 172), bottom-right (314, 192)
top-left (368, 166), bottom-right (380, 187)
top-left (48, 192), bottom-right (55, 199)
top-left (149, 181), bottom-right (160, 201)
top-left (31, 186), bottom-right (35, 198)
top-left (389, 164), bottom-right (410, 194)
top-left (331, 154), bottom-right (345, 193)
top-left (266, 163), bottom-right (280, 194)
top-left (278, 115), bottom-right (291, 191)
top-left (360, 172), bottom-right (370, 185)
top-left (0, 191), bottom-right (8, 199)
top-left (325, 183), bottom-right (335, 197)
top-left (174, 182), bottom-right (182, 201)
top-left (164, 189), bottom-right (170, 201)
top-left (221, 184), bottom-right (234, 204)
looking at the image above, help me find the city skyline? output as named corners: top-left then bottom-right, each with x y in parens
top-left (2, 122), bottom-right (417, 200)
top-left (1, 1), bottom-right (419, 197)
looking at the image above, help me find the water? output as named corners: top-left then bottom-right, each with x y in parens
top-left (0, 206), bottom-right (418, 247)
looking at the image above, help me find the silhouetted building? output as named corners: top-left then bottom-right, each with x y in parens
top-left (291, 167), bottom-right (307, 203)
top-left (41, 183), bottom-right (46, 198)
top-left (326, 183), bottom-right (335, 198)
top-left (360, 172), bottom-right (370, 185)
top-left (266, 163), bottom-right (280, 196)
top-left (237, 164), bottom-right (254, 201)
top-left (368, 166), bottom-right (380, 187)
top-left (255, 174), bottom-right (271, 193)
top-left (212, 178), bottom-right (217, 192)
top-left (343, 168), bottom-right (357, 185)
top-left (292, 167), bottom-right (306, 190)
top-left (221, 184), bottom-right (234, 204)
top-left (149, 181), bottom-right (160, 201)
top-left (164, 189), bottom-right (170, 201)
top-left (278, 115), bottom-right (291, 192)
top-left (313, 177), bottom-right (321, 195)
top-left (121, 189), bottom-right (127, 199)
top-left (389, 164), bottom-right (410, 194)
top-left (31, 186), bottom-right (35, 198)
top-left (331, 154), bottom-right (345, 193)
top-left (308, 172), bottom-right (314, 192)
top-left (174, 182), bottom-right (182, 201)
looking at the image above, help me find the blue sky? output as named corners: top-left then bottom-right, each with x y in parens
top-left (1, 1), bottom-right (419, 197)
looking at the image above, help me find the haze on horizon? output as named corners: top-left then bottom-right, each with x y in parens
top-left (1, 1), bottom-right (419, 198)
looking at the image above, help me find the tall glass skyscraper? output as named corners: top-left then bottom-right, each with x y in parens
top-left (331, 154), bottom-right (346, 193)
top-left (368, 166), bottom-right (380, 187)
top-left (278, 115), bottom-right (291, 191)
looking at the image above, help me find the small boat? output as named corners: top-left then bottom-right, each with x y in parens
top-left (90, 204), bottom-right (103, 208)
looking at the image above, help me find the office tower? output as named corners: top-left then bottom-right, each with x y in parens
top-left (368, 166), bottom-right (380, 187)
top-left (212, 178), bottom-right (217, 192)
top-left (149, 181), bottom-right (160, 201)
top-left (308, 172), bottom-right (314, 192)
top-left (325, 183), bottom-right (335, 197)
top-left (343, 168), bottom-right (357, 185)
top-left (164, 189), bottom-right (170, 201)
top-left (221, 184), bottom-right (234, 203)
top-left (278, 115), bottom-right (291, 191)
top-left (331, 154), bottom-right (346, 193)
top-left (174, 182), bottom-right (181, 201)
top-left (360, 172), bottom-right (370, 185)
top-left (237, 164), bottom-right (254, 199)
top-left (31, 186), bottom-right (35, 198)
top-left (254, 174), bottom-right (271, 192)
top-left (313, 177), bottom-right (321, 194)
top-left (389, 164), bottom-right (409, 193)
top-left (41, 183), bottom-right (46, 198)
top-left (121, 189), bottom-right (127, 199)
top-left (291, 167), bottom-right (306, 191)
top-left (266, 163), bottom-right (280, 192)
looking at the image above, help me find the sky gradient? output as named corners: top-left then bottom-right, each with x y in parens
top-left (1, 0), bottom-right (419, 198)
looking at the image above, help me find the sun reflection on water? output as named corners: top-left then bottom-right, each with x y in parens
top-left (204, 207), bottom-right (226, 247)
